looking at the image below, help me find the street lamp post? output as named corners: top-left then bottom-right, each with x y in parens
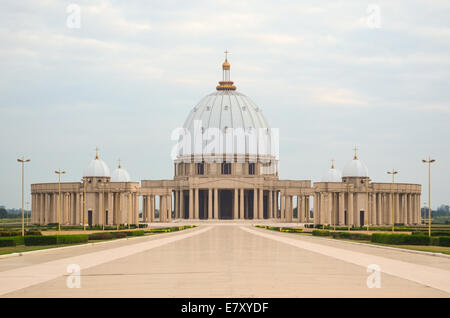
top-left (26, 201), bottom-right (30, 225)
top-left (17, 157), bottom-right (30, 236)
top-left (422, 158), bottom-right (436, 237)
top-left (55, 169), bottom-right (66, 233)
top-left (387, 169), bottom-right (398, 233)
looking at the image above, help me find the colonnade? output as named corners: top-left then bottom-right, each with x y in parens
top-left (278, 193), bottom-right (311, 222)
top-left (31, 191), bottom-right (139, 226)
top-left (142, 189), bottom-right (311, 221)
top-left (313, 191), bottom-right (421, 226)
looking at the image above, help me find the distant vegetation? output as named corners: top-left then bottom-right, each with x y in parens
top-left (0, 207), bottom-right (30, 219)
top-left (421, 205), bottom-right (450, 224)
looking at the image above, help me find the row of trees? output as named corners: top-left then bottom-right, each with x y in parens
top-left (0, 207), bottom-right (30, 219)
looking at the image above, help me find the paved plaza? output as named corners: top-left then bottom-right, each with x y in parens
top-left (1, 224), bottom-right (449, 297)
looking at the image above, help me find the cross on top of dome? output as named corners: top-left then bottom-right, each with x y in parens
top-left (217, 50), bottom-right (236, 91)
top-left (353, 146), bottom-right (359, 160)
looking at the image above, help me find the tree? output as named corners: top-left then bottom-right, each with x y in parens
top-left (0, 208), bottom-right (7, 218)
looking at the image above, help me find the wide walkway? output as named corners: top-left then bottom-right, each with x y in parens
top-left (0, 224), bottom-right (449, 297)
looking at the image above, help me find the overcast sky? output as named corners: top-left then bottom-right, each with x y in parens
top-left (0, 0), bottom-right (449, 209)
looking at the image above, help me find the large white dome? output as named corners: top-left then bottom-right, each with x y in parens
top-left (175, 57), bottom-right (276, 162)
top-left (183, 90), bottom-right (270, 133)
top-left (321, 167), bottom-right (342, 182)
top-left (342, 157), bottom-right (368, 177)
top-left (83, 156), bottom-right (110, 177)
top-left (111, 166), bottom-right (131, 182)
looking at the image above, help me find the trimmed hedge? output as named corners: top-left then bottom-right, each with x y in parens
top-left (24, 235), bottom-right (88, 246)
top-left (24, 235), bottom-right (58, 246)
top-left (57, 235), bottom-right (89, 244)
top-left (0, 231), bottom-right (21, 237)
top-left (111, 232), bottom-right (127, 239)
top-left (371, 233), bottom-right (431, 245)
top-left (0, 237), bottom-right (16, 247)
top-left (312, 230), bottom-right (331, 237)
top-left (26, 231), bottom-right (42, 236)
top-left (439, 237), bottom-right (450, 247)
top-left (331, 232), bottom-right (371, 241)
top-left (88, 232), bottom-right (114, 240)
top-left (0, 230), bottom-right (42, 237)
top-left (412, 231), bottom-right (450, 237)
top-left (125, 230), bottom-right (144, 237)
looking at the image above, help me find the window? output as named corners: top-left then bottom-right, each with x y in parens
top-left (249, 163), bottom-right (256, 175)
top-left (221, 162), bottom-right (231, 175)
top-left (196, 162), bottom-right (205, 175)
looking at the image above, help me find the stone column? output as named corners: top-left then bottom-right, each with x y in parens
top-left (348, 192), bottom-right (353, 226)
top-left (208, 189), bottom-right (212, 219)
top-left (149, 195), bottom-right (153, 222)
top-left (313, 193), bottom-right (318, 225)
top-left (194, 188), bottom-right (199, 219)
top-left (179, 192), bottom-right (183, 220)
top-left (285, 195), bottom-right (291, 222)
top-left (189, 188), bottom-right (194, 219)
top-left (338, 193), bottom-right (345, 225)
top-left (174, 191), bottom-right (179, 219)
top-left (214, 188), bottom-right (219, 219)
top-left (371, 193), bottom-right (376, 225)
top-left (306, 196), bottom-right (310, 222)
top-left (240, 188), bottom-right (244, 219)
top-left (259, 189), bottom-right (264, 219)
top-left (319, 193), bottom-right (325, 224)
top-left (233, 188), bottom-right (238, 220)
top-left (39, 194), bottom-right (44, 224)
top-left (168, 193), bottom-right (172, 222)
top-left (160, 195), bottom-right (166, 222)
top-left (403, 194), bottom-right (408, 225)
top-left (280, 193), bottom-right (285, 222)
top-left (298, 195), bottom-right (303, 222)
top-left (268, 191), bottom-right (273, 220)
top-left (387, 193), bottom-right (393, 226)
top-left (416, 194), bottom-right (421, 224)
top-left (394, 193), bottom-right (400, 224)
top-left (408, 194), bottom-right (412, 225)
top-left (273, 191), bottom-right (278, 219)
top-left (327, 194), bottom-right (333, 225)
top-left (253, 189), bottom-right (258, 220)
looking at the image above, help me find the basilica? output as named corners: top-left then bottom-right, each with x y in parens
top-left (30, 56), bottom-right (422, 227)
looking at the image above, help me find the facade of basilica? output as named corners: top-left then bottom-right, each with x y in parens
top-left (31, 56), bottom-right (422, 227)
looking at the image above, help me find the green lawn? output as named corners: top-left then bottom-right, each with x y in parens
top-left (260, 226), bottom-right (450, 256)
top-left (0, 226), bottom-right (192, 256)
top-left (0, 217), bottom-right (30, 224)
top-left (0, 243), bottom-right (86, 255)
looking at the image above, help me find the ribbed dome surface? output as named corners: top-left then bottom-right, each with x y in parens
top-left (83, 158), bottom-right (110, 177)
top-left (321, 168), bottom-right (342, 182)
top-left (183, 90), bottom-right (270, 132)
top-left (179, 90), bottom-right (275, 160)
top-left (111, 167), bottom-right (131, 182)
top-left (342, 158), bottom-right (369, 177)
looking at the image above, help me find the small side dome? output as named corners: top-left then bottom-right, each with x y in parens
top-left (342, 152), bottom-right (368, 178)
top-left (111, 160), bottom-right (131, 182)
top-left (321, 161), bottom-right (342, 182)
top-left (83, 149), bottom-right (110, 177)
